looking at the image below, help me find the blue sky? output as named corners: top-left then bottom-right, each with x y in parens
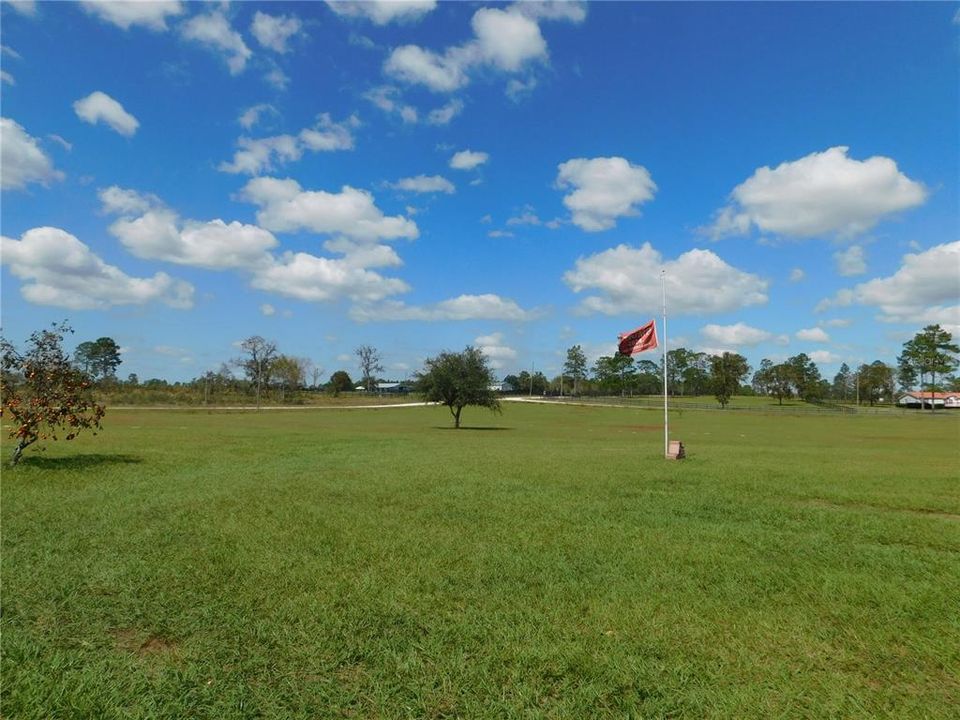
top-left (2, 1), bottom-right (958, 383)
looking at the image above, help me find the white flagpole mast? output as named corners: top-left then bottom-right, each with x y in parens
top-left (661, 269), bottom-right (669, 457)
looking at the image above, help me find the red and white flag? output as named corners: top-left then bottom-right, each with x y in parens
top-left (618, 320), bottom-right (658, 356)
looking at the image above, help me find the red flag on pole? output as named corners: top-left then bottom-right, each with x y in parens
top-left (618, 319), bottom-right (658, 356)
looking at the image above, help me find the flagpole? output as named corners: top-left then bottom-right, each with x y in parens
top-left (661, 269), bottom-right (668, 457)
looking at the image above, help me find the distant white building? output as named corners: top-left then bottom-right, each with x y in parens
top-left (897, 391), bottom-right (960, 409)
top-left (355, 381), bottom-right (413, 394)
top-left (376, 382), bottom-right (412, 394)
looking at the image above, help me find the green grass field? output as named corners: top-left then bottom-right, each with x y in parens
top-left (2, 403), bottom-right (958, 718)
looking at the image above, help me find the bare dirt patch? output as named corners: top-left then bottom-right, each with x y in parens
top-left (335, 663), bottom-right (366, 685)
top-left (112, 629), bottom-right (179, 658)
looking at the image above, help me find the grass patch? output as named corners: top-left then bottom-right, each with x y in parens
top-left (2, 404), bottom-right (958, 718)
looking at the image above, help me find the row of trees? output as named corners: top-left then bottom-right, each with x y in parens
top-left (822, 327), bottom-right (959, 408)
top-left (58, 333), bottom-right (386, 406)
top-left (235, 336), bottom-right (320, 408)
top-left (828, 362), bottom-right (895, 406)
top-left (752, 354), bottom-right (826, 404)
top-left (236, 339), bottom-right (396, 406)
top-left (64, 333), bottom-right (388, 399)
top-left (356, 326), bottom-right (960, 427)
top-left (501, 345), bottom-right (753, 408)
top-left (499, 325), bottom-right (959, 408)
top-left (42, 324), bottom-right (960, 407)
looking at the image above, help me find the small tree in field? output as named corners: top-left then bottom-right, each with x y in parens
top-left (328, 370), bottom-right (353, 396)
top-left (417, 346), bottom-right (501, 428)
top-left (564, 345), bottom-right (587, 396)
top-left (710, 352), bottom-right (750, 408)
top-left (1, 323), bottom-right (105, 466)
top-left (272, 355), bottom-right (309, 403)
top-left (238, 336), bottom-right (277, 409)
top-left (73, 336), bottom-right (122, 382)
top-left (355, 344), bottom-right (384, 392)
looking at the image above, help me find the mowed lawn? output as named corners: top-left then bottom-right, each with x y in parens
top-left (2, 403), bottom-right (958, 719)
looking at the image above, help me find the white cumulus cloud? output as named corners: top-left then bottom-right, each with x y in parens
top-left (383, 2), bottom-right (584, 92)
top-left (564, 243), bottom-right (768, 316)
top-left (264, 65), bottom-right (290, 90)
top-left (98, 185), bottom-right (160, 215)
top-left (388, 175), bottom-right (455, 194)
top-left (1, 226), bottom-right (193, 310)
top-left (704, 146), bottom-right (927, 239)
top-left (238, 103), bottom-right (277, 130)
top-left (4, 1), bottom-right (36, 16)
top-left (99, 185), bottom-right (411, 306)
top-left (363, 85), bottom-right (419, 123)
top-left (427, 98), bottom-right (464, 125)
top-left (450, 149), bottom-right (488, 170)
top-left (556, 156), bottom-right (656, 232)
top-left (100, 184), bottom-right (415, 306)
top-left (298, 113), bottom-right (358, 151)
top-left (816, 241), bottom-right (960, 334)
top-left (824, 318), bottom-right (852, 328)
top-left (796, 327), bottom-right (830, 343)
top-left (475, 332), bottom-right (517, 369)
top-left (251, 11), bottom-right (302, 53)
top-left (219, 135), bottom-right (301, 175)
top-left (73, 91), bottom-right (139, 136)
top-left (0, 118), bottom-right (64, 190)
top-left (834, 244), bottom-right (867, 276)
top-left (471, 6), bottom-right (546, 72)
top-left (326, 1), bottom-right (437, 25)
top-left (505, 76), bottom-right (538, 101)
top-left (808, 350), bottom-right (841, 364)
top-left (350, 294), bottom-right (539, 322)
top-left (47, 134), bottom-right (72, 151)
top-left (240, 177), bottom-right (419, 241)
top-left (80, 1), bottom-right (184, 31)
top-left (385, 45), bottom-right (469, 93)
top-left (251, 251), bottom-right (409, 303)
top-left (700, 323), bottom-right (777, 347)
top-left (113, 215), bottom-right (278, 270)
top-left (180, 10), bottom-right (252, 75)
top-left (219, 114), bottom-right (356, 175)
top-left (789, 268), bottom-right (805, 283)
top-left (514, 1), bottom-right (587, 23)
top-left (507, 206), bottom-right (541, 226)
top-left (101, 187), bottom-right (277, 270)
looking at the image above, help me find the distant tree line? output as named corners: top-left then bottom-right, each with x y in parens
top-left (53, 334), bottom-right (403, 407)
top-left (7, 322), bottom-right (956, 420)
top-left (493, 325), bottom-right (959, 408)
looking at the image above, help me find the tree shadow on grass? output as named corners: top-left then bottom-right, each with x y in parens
top-left (431, 426), bottom-right (514, 431)
top-left (16, 453), bottom-right (143, 470)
